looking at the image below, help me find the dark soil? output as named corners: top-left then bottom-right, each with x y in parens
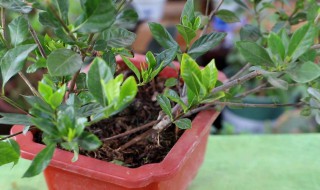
top-left (34, 78), bottom-right (184, 168)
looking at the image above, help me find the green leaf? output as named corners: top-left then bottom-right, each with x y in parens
top-left (165, 78), bottom-right (178, 87)
top-left (155, 47), bottom-right (179, 68)
top-left (268, 32), bottom-right (285, 61)
top-left (100, 27), bottom-right (136, 48)
top-left (236, 41), bottom-right (273, 66)
top-left (0, 141), bottom-right (20, 167)
top-left (157, 94), bottom-right (173, 121)
top-left (146, 51), bottom-right (157, 69)
top-left (164, 89), bottom-right (188, 112)
top-left (181, 54), bottom-right (204, 97)
top-left (201, 59), bottom-right (218, 92)
top-left (117, 76), bottom-right (137, 109)
top-left (267, 77), bottom-right (288, 90)
top-left (102, 52), bottom-right (116, 74)
top-left (0, 113), bottom-right (32, 125)
top-left (240, 24), bottom-right (261, 42)
top-left (176, 24), bottom-right (196, 45)
top-left (0, 0), bottom-right (32, 13)
top-left (8, 16), bottom-right (29, 47)
top-left (286, 61), bottom-right (320, 83)
top-left (115, 8), bottom-right (138, 29)
top-left (188, 32), bottom-right (226, 59)
top-left (49, 84), bottom-right (66, 109)
top-left (308, 87), bottom-right (320, 101)
top-left (201, 91), bottom-right (225, 103)
top-left (47, 49), bottom-right (82, 76)
top-left (299, 49), bottom-right (316, 62)
top-left (78, 132), bottom-right (101, 151)
top-left (39, 11), bottom-right (60, 28)
top-left (148, 22), bottom-right (179, 49)
top-left (287, 23), bottom-right (316, 62)
top-left (1, 44), bottom-right (37, 89)
top-left (181, 0), bottom-right (195, 22)
top-left (76, 0), bottom-right (116, 33)
top-left (38, 82), bottom-right (53, 102)
top-left (23, 144), bottom-right (56, 178)
top-left (216, 9), bottom-right (240, 23)
top-left (174, 118), bottom-right (191, 129)
top-left (52, 0), bottom-right (69, 23)
top-left (87, 57), bottom-right (113, 106)
top-left (120, 55), bottom-right (141, 82)
top-left (234, 0), bottom-right (249, 10)
top-left (103, 74), bottom-right (123, 105)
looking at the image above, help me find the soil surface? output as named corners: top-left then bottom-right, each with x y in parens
top-left (34, 78), bottom-right (184, 168)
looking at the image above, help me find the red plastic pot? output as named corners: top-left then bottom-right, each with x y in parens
top-left (12, 55), bottom-right (226, 190)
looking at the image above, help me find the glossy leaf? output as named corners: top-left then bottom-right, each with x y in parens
top-left (268, 32), bottom-right (285, 61)
top-left (181, 0), bottom-right (195, 22)
top-left (97, 27), bottom-right (136, 48)
top-left (117, 76), bottom-right (138, 109)
top-left (165, 78), bottom-right (178, 87)
top-left (103, 75), bottom-right (123, 105)
top-left (287, 23), bottom-right (315, 62)
top-left (287, 61), bottom-right (320, 83)
top-left (176, 24), bottom-right (196, 45)
top-left (39, 11), bottom-right (60, 28)
top-left (240, 24), bottom-right (261, 42)
top-left (0, 113), bottom-right (32, 125)
top-left (0, 141), bottom-right (20, 167)
top-left (157, 94), bottom-right (173, 121)
top-left (121, 55), bottom-right (141, 82)
top-left (201, 59), bottom-right (218, 92)
top-left (236, 41), bottom-right (273, 66)
top-left (188, 32), bottom-right (226, 59)
top-left (78, 132), bottom-right (101, 151)
top-left (8, 16), bottom-right (29, 47)
top-left (102, 51), bottom-right (116, 74)
top-left (115, 8), bottom-right (138, 29)
top-left (174, 118), bottom-right (191, 129)
top-left (52, 0), bottom-right (69, 23)
top-left (155, 46), bottom-right (178, 68)
top-left (47, 49), bottom-right (82, 76)
top-left (1, 44), bottom-right (37, 89)
top-left (148, 22), bottom-right (179, 49)
top-left (0, 0), bottom-right (32, 13)
top-left (164, 89), bottom-right (188, 112)
top-left (23, 144), bottom-right (56, 178)
top-left (216, 9), bottom-right (240, 23)
top-left (87, 57), bottom-right (113, 106)
top-left (76, 0), bottom-right (116, 33)
top-left (146, 51), bottom-right (157, 69)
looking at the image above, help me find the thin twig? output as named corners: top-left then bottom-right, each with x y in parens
top-left (0, 126), bottom-right (36, 141)
top-left (228, 63), bottom-right (251, 81)
top-left (1, 8), bottom-right (6, 41)
top-left (29, 24), bottom-right (47, 58)
top-left (211, 70), bottom-right (261, 94)
top-left (236, 83), bottom-right (267, 98)
top-left (102, 120), bottom-right (158, 141)
top-left (18, 72), bottom-right (41, 97)
top-left (311, 44), bottom-right (320, 50)
top-left (213, 101), bottom-right (305, 108)
top-left (201, 0), bottom-right (224, 36)
top-left (0, 96), bottom-right (29, 114)
top-left (117, 129), bottom-right (155, 151)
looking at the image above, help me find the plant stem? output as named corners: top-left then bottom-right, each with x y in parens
top-left (102, 120), bottom-right (158, 141)
top-left (228, 63), bottom-right (251, 81)
top-left (29, 24), bottom-right (47, 59)
top-left (0, 126), bottom-right (36, 141)
top-left (1, 7), bottom-right (6, 41)
top-left (211, 70), bottom-right (261, 94)
top-left (18, 72), bottom-right (41, 97)
top-left (212, 101), bottom-right (304, 108)
top-left (0, 96), bottom-right (28, 114)
top-left (311, 44), bottom-right (320, 49)
top-left (200, 0), bottom-right (224, 36)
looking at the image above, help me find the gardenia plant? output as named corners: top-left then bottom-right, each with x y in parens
top-left (0, 0), bottom-right (319, 178)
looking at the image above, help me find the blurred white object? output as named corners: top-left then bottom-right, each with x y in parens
top-left (132, 0), bottom-right (167, 21)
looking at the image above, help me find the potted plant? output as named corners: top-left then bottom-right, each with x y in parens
top-left (0, 0), bottom-right (320, 189)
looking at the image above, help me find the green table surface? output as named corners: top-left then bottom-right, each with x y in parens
top-left (1, 134), bottom-right (320, 190)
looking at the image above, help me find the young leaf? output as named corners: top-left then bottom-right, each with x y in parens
top-left (76, 0), bottom-right (116, 33)
top-left (0, 141), bottom-right (20, 167)
top-left (157, 94), bottom-right (173, 121)
top-left (1, 44), bottom-right (37, 89)
top-left (268, 32), bottom-right (285, 61)
top-left (201, 59), bottom-right (218, 92)
top-left (181, 0), bottom-right (195, 22)
top-left (87, 57), bottom-right (113, 106)
top-left (164, 89), bottom-right (188, 112)
top-left (0, 0), bottom-right (32, 13)
top-left (286, 61), bottom-right (320, 83)
top-left (188, 32), bottom-right (226, 59)
top-left (23, 144), bottom-right (56, 178)
top-left (103, 75), bottom-right (123, 105)
top-left (176, 24), bottom-right (196, 45)
top-left (78, 132), bottom-right (101, 151)
top-left (120, 55), bottom-right (141, 82)
top-left (148, 22), bottom-right (179, 49)
top-left (8, 16), bottom-right (29, 47)
top-left (146, 51), bottom-right (157, 69)
top-left (117, 76), bottom-right (138, 109)
top-left (216, 9), bottom-right (240, 23)
top-left (236, 41), bottom-right (273, 66)
top-left (47, 49), bottom-right (82, 76)
top-left (240, 24), bottom-right (261, 42)
top-left (49, 84), bottom-right (66, 109)
top-left (174, 118), bottom-right (191, 129)
top-left (287, 23), bottom-right (316, 62)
